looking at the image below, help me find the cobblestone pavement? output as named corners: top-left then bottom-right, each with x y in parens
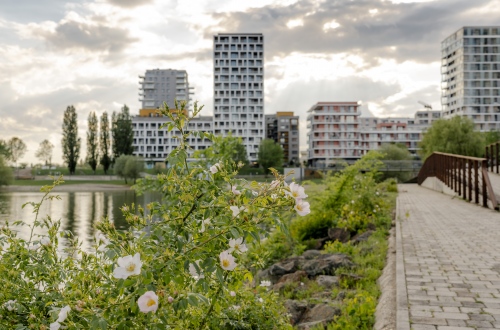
top-left (397, 184), bottom-right (500, 330)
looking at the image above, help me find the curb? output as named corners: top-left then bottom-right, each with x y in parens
top-left (395, 192), bottom-right (410, 330)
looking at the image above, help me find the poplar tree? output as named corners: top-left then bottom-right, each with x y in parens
top-left (87, 111), bottom-right (99, 174)
top-left (100, 111), bottom-right (112, 174)
top-left (62, 105), bottom-right (81, 175)
top-left (111, 104), bottom-right (134, 162)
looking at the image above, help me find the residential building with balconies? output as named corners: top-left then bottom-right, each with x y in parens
top-left (265, 112), bottom-right (300, 165)
top-left (213, 33), bottom-right (264, 163)
top-left (441, 26), bottom-right (500, 131)
top-left (139, 69), bottom-right (191, 111)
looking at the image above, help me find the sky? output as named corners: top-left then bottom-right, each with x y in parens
top-left (0, 0), bottom-right (499, 165)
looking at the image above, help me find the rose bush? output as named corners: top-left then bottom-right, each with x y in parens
top-left (0, 102), bottom-right (308, 329)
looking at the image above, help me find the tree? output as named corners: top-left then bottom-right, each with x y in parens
top-left (194, 134), bottom-right (248, 167)
top-left (114, 155), bottom-right (143, 183)
top-left (7, 137), bottom-right (27, 166)
top-left (62, 105), bottom-right (81, 175)
top-left (86, 112), bottom-right (99, 174)
top-left (0, 139), bottom-right (11, 159)
top-left (35, 139), bottom-right (54, 166)
top-left (483, 130), bottom-right (500, 146)
top-left (111, 105), bottom-right (134, 161)
top-left (100, 112), bottom-right (112, 174)
top-left (418, 116), bottom-right (484, 160)
top-left (379, 143), bottom-right (413, 161)
top-left (0, 155), bottom-right (13, 186)
top-left (257, 139), bottom-right (284, 177)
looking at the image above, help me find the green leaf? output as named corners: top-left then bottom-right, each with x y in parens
top-left (230, 227), bottom-right (240, 238)
top-left (187, 293), bottom-right (199, 306)
top-left (215, 267), bottom-right (224, 283)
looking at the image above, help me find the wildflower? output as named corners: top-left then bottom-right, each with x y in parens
top-left (228, 238), bottom-right (248, 254)
top-left (57, 305), bottom-right (71, 323)
top-left (351, 200), bottom-right (355, 204)
top-left (230, 206), bottom-right (245, 217)
top-left (95, 230), bottom-right (110, 251)
top-left (300, 282), bottom-right (304, 286)
top-left (232, 185), bottom-right (241, 195)
top-left (219, 250), bottom-right (237, 271)
top-left (200, 218), bottom-right (211, 233)
top-left (210, 163), bottom-right (221, 174)
top-left (138, 291), bottom-right (159, 313)
top-left (294, 199), bottom-right (311, 216)
top-left (4, 300), bottom-right (16, 311)
top-left (230, 305), bottom-right (241, 311)
top-left (260, 280), bottom-right (271, 287)
top-left (252, 190), bottom-right (258, 196)
top-left (113, 253), bottom-right (142, 279)
top-left (287, 182), bottom-right (308, 200)
top-left (230, 291), bottom-right (236, 297)
top-left (258, 297), bottom-right (264, 303)
top-left (189, 261), bottom-right (205, 280)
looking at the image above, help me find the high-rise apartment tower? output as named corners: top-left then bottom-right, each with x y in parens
top-left (139, 69), bottom-right (191, 110)
top-left (441, 26), bottom-right (500, 130)
top-left (213, 33), bottom-right (265, 163)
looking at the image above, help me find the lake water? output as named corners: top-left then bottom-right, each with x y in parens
top-left (0, 190), bottom-right (159, 251)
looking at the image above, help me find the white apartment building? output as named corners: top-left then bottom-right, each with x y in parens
top-left (307, 102), bottom-right (441, 166)
top-left (132, 109), bottom-right (212, 165)
top-left (441, 26), bottom-right (500, 130)
top-left (139, 69), bottom-right (191, 110)
top-left (213, 33), bottom-right (265, 163)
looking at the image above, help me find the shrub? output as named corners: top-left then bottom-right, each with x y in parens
top-left (0, 102), bottom-right (309, 329)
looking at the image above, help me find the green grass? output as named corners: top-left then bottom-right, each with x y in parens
top-left (10, 180), bottom-right (129, 186)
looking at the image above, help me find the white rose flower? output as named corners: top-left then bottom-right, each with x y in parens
top-left (232, 186), bottom-right (241, 196)
top-left (210, 163), bottom-right (221, 174)
top-left (259, 280), bottom-right (271, 287)
top-left (4, 300), bottom-right (16, 311)
top-left (189, 260), bottom-right (205, 280)
top-left (228, 238), bottom-right (248, 254)
top-left (287, 182), bottom-right (308, 200)
top-left (50, 322), bottom-right (61, 330)
top-left (230, 206), bottom-right (246, 217)
top-left (294, 199), bottom-right (311, 216)
top-left (219, 250), bottom-right (237, 271)
top-left (137, 291), bottom-right (159, 313)
top-left (57, 305), bottom-right (71, 323)
top-left (113, 253), bottom-right (142, 279)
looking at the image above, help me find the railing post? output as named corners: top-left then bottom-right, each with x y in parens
top-left (462, 158), bottom-right (467, 200)
top-left (474, 160), bottom-right (479, 205)
top-left (468, 159), bottom-right (472, 202)
top-left (482, 159), bottom-right (488, 208)
top-left (458, 158), bottom-right (462, 197)
top-left (496, 143), bottom-right (499, 174)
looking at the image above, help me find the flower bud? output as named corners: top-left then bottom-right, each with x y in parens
top-left (168, 296), bottom-right (174, 303)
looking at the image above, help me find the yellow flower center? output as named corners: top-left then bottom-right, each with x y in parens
top-left (126, 263), bottom-right (136, 272)
top-left (296, 204), bottom-right (303, 211)
top-left (222, 259), bottom-right (230, 268)
top-left (292, 191), bottom-right (298, 197)
top-left (234, 244), bottom-right (240, 250)
top-left (147, 299), bottom-right (156, 307)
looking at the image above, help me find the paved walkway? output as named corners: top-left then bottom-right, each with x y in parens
top-left (397, 184), bottom-right (500, 330)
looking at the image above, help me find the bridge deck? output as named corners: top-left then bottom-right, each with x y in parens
top-left (396, 184), bottom-right (500, 330)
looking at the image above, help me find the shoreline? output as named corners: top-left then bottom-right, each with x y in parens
top-left (0, 183), bottom-right (133, 193)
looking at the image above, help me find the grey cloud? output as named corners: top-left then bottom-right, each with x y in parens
top-left (209, 0), bottom-right (499, 64)
top-left (106, 0), bottom-right (153, 8)
top-left (378, 85), bottom-right (441, 117)
top-left (0, 1), bottom-right (72, 23)
top-left (36, 19), bottom-right (138, 53)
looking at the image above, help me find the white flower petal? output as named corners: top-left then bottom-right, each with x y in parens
top-left (137, 291), bottom-right (159, 313)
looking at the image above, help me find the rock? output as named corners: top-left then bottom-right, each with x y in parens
top-left (302, 253), bottom-right (353, 276)
top-left (302, 250), bottom-right (322, 260)
top-left (316, 275), bottom-right (339, 289)
top-left (327, 227), bottom-right (350, 243)
top-left (297, 304), bottom-right (340, 329)
top-left (351, 230), bottom-right (374, 244)
top-left (278, 270), bottom-right (308, 284)
top-left (284, 300), bottom-right (310, 325)
top-left (268, 259), bottom-right (298, 277)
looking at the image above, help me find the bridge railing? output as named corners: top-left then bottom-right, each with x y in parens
top-left (417, 152), bottom-right (498, 210)
top-left (485, 141), bottom-right (500, 174)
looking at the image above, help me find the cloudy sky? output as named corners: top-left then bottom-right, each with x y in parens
top-left (0, 0), bottom-right (499, 165)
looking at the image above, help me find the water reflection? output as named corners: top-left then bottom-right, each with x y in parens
top-left (0, 190), bottom-right (159, 251)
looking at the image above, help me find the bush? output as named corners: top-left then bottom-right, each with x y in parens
top-left (0, 156), bottom-right (13, 186)
top-left (0, 103), bottom-right (308, 329)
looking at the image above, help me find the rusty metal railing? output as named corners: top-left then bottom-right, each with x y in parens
top-left (485, 141), bottom-right (500, 174)
top-left (417, 152), bottom-right (498, 210)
